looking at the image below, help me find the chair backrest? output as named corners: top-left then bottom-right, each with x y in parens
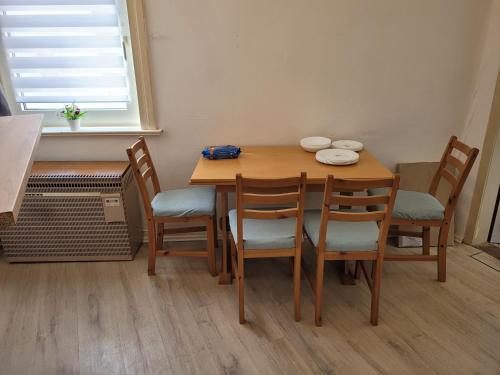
top-left (317, 175), bottom-right (400, 254)
top-left (126, 136), bottom-right (161, 219)
top-left (235, 172), bottom-right (307, 250)
top-left (429, 136), bottom-right (479, 218)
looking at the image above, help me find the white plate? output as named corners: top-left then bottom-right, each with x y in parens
top-left (300, 136), bottom-right (331, 152)
top-left (332, 140), bottom-right (363, 152)
top-left (315, 149), bottom-right (359, 165)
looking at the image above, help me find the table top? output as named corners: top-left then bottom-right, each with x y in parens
top-left (190, 146), bottom-right (393, 185)
top-left (0, 114), bottom-right (43, 226)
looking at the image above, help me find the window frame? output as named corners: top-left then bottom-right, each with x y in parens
top-left (0, 0), bottom-right (159, 136)
top-left (125, 0), bottom-right (156, 132)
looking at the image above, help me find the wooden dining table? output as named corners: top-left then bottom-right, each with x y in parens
top-left (190, 146), bottom-right (393, 284)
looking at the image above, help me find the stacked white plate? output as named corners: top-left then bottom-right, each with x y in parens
top-left (332, 140), bottom-right (363, 152)
top-left (315, 149), bottom-right (359, 165)
top-left (300, 136), bottom-right (331, 152)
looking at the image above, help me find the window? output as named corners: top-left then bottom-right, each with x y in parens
top-left (0, 0), bottom-right (157, 133)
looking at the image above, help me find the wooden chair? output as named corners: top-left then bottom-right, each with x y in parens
top-left (368, 136), bottom-right (479, 282)
top-left (229, 173), bottom-right (307, 324)
top-left (126, 137), bottom-right (217, 276)
top-left (303, 175), bottom-right (399, 326)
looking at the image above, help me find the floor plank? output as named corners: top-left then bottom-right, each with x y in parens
top-left (0, 243), bottom-right (499, 375)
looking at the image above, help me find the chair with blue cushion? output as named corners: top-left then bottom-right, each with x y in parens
top-left (229, 173), bottom-right (307, 324)
top-left (303, 175), bottom-right (399, 326)
top-left (127, 137), bottom-right (217, 276)
top-left (368, 136), bottom-right (479, 282)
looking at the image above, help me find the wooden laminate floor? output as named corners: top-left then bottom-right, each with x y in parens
top-left (0, 243), bottom-right (499, 375)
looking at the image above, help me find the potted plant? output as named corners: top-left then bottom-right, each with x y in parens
top-left (59, 103), bottom-right (86, 131)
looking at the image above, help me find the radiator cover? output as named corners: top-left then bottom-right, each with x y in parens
top-left (0, 161), bottom-right (143, 262)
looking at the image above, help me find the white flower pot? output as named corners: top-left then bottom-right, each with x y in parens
top-left (67, 119), bottom-right (80, 131)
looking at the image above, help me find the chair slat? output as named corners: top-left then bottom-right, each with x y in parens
top-left (240, 176), bottom-right (302, 188)
top-left (446, 154), bottom-right (464, 171)
top-left (440, 168), bottom-right (457, 188)
top-left (332, 178), bottom-right (394, 190)
top-left (243, 207), bottom-right (298, 219)
top-left (142, 166), bottom-right (154, 180)
top-left (329, 194), bottom-right (389, 206)
top-left (452, 138), bottom-right (472, 155)
top-left (129, 138), bottom-right (144, 154)
top-left (328, 210), bottom-right (385, 222)
top-left (243, 192), bottom-right (299, 205)
top-left (244, 186), bottom-right (299, 194)
top-left (324, 251), bottom-right (378, 261)
top-left (243, 249), bottom-right (296, 258)
top-left (137, 153), bottom-right (150, 169)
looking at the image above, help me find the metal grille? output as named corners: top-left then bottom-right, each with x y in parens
top-left (0, 167), bottom-right (142, 262)
top-left (27, 177), bottom-right (122, 193)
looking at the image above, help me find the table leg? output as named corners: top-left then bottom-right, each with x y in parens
top-left (218, 191), bottom-right (232, 284)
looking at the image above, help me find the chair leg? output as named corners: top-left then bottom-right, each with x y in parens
top-left (354, 260), bottom-right (361, 280)
top-left (293, 252), bottom-right (301, 322)
top-left (230, 238), bottom-right (236, 280)
top-left (212, 214), bottom-right (218, 252)
top-left (422, 226), bottom-right (430, 255)
top-left (147, 219), bottom-right (157, 276)
top-left (219, 192), bottom-right (231, 284)
top-left (370, 257), bottom-right (384, 326)
top-left (437, 225), bottom-right (448, 282)
top-left (287, 257), bottom-right (294, 277)
top-left (315, 254), bottom-right (325, 326)
top-left (206, 217), bottom-right (218, 277)
top-left (156, 223), bottom-right (164, 250)
top-left (238, 249), bottom-right (246, 324)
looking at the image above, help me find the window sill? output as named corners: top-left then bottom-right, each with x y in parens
top-left (41, 126), bottom-right (163, 137)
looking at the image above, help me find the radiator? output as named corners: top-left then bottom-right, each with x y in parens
top-left (0, 161), bottom-right (143, 262)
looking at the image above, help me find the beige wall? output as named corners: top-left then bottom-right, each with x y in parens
top-left (36, 0), bottom-right (491, 233)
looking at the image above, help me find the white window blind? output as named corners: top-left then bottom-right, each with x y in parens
top-left (0, 0), bottom-right (130, 110)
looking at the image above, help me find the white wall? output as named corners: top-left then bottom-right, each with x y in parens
top-left (36, 0), bottom-right (491, 232)
top-left (456, 0), bottom-right (500, 240)
top-left (475, 129), bottom-right (500, 242)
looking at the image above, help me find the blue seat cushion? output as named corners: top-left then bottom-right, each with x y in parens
top-left (303, 210), bottom-right (379, 252)
top-left (228, 209), bottom-right (297, 249)
top-left (151, 187), bottom-right (215, 217)
top-left (368, 188), bottom-right (444, 221)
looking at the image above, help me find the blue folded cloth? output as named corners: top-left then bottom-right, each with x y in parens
top-left (202, 145), bottom-right (241, 160)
